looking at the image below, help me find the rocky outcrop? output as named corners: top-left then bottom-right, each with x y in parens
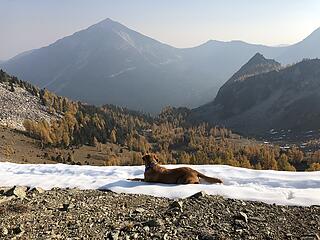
top-left (0, 82), bottom-right (58, 130)
top-left (0, 187), bottom-right (319, 239)
top-left (225, 52), bottom-right (281, 85)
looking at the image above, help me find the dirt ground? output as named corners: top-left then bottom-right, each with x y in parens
top-left (0, 126), bottom-right (140, 166)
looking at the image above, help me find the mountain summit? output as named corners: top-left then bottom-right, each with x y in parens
top-left (226, 52), bottom-right (281, 84)
top-left (1, 18), bottom-right (184, 112)
top-left (1, 19), bottom-right (320, 112)
top-left (191, 57), bottom-right (320, 134)
top-left (202, 53), bottom-right (281, 120)
top-left (213, 53), bottom-right (281, 113)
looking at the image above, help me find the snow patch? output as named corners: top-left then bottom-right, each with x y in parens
top-left (115, 30), bottom-right (139, 51)
top-left (108, 67), bottom-right (136, 78)
top-left (0, 162), bottom-right (319, 206)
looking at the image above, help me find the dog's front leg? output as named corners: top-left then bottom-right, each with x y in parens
top-left (127, 178), bottom-right (144, 182)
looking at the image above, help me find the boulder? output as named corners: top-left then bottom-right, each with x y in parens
top-left (5, 186), bottom-right (28, 199)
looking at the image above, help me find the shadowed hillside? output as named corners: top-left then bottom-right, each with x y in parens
top-left (191, 57), bottom-right (320, 137)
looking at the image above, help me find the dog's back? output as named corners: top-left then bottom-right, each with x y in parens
top-left (145, 165), bottom-right (222, 184)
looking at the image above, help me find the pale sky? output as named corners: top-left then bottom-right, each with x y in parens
top-left (1, 0), bottom-right (320, 60)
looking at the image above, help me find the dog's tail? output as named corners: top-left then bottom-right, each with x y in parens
top-left (197, 172), bottom-right (223, 184)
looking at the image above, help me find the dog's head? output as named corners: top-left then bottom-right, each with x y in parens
top-left (142, 154), bottom-right (159, 166)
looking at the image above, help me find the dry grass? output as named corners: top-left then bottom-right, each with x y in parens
top-left (0, 126), bottom-right (142, 166)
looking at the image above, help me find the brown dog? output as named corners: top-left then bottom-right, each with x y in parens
top-left (129, 154), bottom-right (223, 184)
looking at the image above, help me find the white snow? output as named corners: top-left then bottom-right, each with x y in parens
top-left (115, 30), bottom-right (139, 51)
top-left (0, 162), bottom-right (319, 206)
top-left (108, 67), bottom-right (136, 78)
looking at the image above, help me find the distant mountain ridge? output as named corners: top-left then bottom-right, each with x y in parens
top-left (1, 19), bottom-right (189, 113)
top-left (277, 27), bottom-right (320, 64)
top-left (191, 57), bottom-right (320, 134)
top-left (1, 18), bottom-right (320, 112)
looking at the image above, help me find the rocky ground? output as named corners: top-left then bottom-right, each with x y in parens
top-left (0, 187), bottom-right (319, 239)
top-left (0, 82), bottom-right (58, 130)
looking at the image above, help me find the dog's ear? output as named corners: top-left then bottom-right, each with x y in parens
top-left (153, 154), bottom-right (159, 162)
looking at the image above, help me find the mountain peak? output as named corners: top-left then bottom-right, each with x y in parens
top-left (193, 58), bottom-right (320, 134)
top-left (89, 18), bottom-right (125, 31)
top-left (227, 53), bottom-right (281, 83)
top-left (97, 18), bottom-right (116, 25)
top-left (249, 52), bottom-right (266, 62)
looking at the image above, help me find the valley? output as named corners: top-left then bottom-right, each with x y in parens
top-left (1, 69), bottom-right (320, 172)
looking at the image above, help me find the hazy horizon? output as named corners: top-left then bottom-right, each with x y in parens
top-left (1, 0), bottom-right (320, 60)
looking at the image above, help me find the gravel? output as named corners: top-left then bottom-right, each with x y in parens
top-left (0, 187), bottom-right (319, 239)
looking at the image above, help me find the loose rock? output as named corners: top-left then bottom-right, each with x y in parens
top-left (190, 191), bottom-right (207, 198)
top-left (170, 200), bottom-right (183, 210)
top-left (30, 187), bottom-right (45, 194)
top-left (5, 186), bottom-right (27, 199)
top-left (144, 218), bottom-right (164, 227)
top-left (235, 211), bottom-right (248, 223)
top-left (0, 187), bottom-right (319, 239)
top-left (134, 207), bottom-right (145, 213)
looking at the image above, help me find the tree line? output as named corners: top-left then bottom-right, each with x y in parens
top-left (1, 69), bottom-right (319, 171)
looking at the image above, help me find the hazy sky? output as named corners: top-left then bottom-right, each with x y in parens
top-left (1, 0), bottom-right (320, 60)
